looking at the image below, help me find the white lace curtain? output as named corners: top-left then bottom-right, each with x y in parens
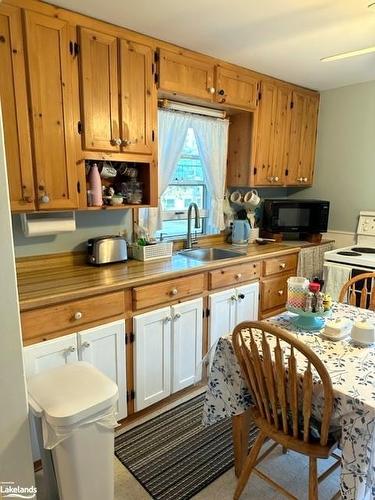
top-left (139, 109), bottom-right (229, 237)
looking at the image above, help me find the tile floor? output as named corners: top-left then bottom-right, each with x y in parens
top-left (35, 388), bottom-right (341, 500)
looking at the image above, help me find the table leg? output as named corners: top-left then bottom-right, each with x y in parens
top-left (232, 409), bottom-right (252, 478)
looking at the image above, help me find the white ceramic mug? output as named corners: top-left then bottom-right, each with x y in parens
top-left (244, 189), bottom-right (260, 207)
top-left (230, 190), bottom-right (242, 205)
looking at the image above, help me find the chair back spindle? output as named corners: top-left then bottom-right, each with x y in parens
top-left (339, 272), bottom-right (375, 311)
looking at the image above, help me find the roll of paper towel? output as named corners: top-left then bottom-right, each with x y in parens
top-left (20, 212), bottom-right (76, 237)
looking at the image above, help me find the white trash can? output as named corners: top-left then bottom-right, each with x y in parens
top-left (28, 362), bottom-right (119, 500)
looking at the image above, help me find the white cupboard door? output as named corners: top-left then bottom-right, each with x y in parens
top-left (78, 320), bottom-right (127, 420)
top-left (171, 298), bottom-right (203, 393)
top-left (235, 282), bottom-right (259, 324)
top-left (209, 288), bottom-right (236, 351)
top-left (133, 307), bottom-right (171, 411)
top-left (23, 333), bottom-right (78, 378)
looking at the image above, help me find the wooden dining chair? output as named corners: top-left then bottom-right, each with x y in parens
top-left (338, 272), bottom-right (375, 310)
top-left (232, 321), bottom-right (341, 500)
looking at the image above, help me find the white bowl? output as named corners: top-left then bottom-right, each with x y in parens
top-left (351, 319), bottom-right (375, 345)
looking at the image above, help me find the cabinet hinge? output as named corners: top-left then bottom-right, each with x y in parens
top-left (154, 72), bottom-right (159, 85)
top-left (154, 50), bottom-right (159, 63)
top-left (254, 167), bottom-right (257, 175)
top-left (69, 40), bottom-right (74, 56)
top-left (69, 41), bottom-right (80, 57)
top-left (127, 389), bottom-right (135, 402)
top-left (258, 91), bottom-right (262, 101)
top-left (77, 181), bottom-right (81, 194)
top-left (152, 62), bottom-right (155, 75)
top-left (205, 308), bottom-right (210, 318)
top-left (285, 168), bottom-right (289, 177)
top-left (290, 101), bottom-right (294, 109)
top-left (74, 42), bottom-right (80, 56)
top-left (151, 130), bottom-right (155, 142)
top-left (125, 332), bottom-right (135, 344)
top-left (77, 121), bottom-right (83, 134)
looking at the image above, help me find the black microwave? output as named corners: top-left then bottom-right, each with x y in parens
top-left (262, 199), bottom-right (330, 233)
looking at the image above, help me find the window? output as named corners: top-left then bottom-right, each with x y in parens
top-left (156, 128), bottom-right (208, 238)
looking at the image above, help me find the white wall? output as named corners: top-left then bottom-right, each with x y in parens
top-left (0, 105), bottom-right (34, 489)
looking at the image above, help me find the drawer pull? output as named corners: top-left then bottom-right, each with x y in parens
top-left (278, 290), bottom-right (284, 296)
top-left (231, 295), bottom-right (237, 301)
top-left (235, 273), bottom-right (242, 280)
top-left (170, 288), bottom-right (178, 296)
top-left (174, 312), bottom-right (181, 320)
top-left (279, 263), bottom-right (286, 269)
top-left (74, 311), bottom-right (83, 320)
top-left (238, 293), bottom-right (245, 300)
top-left (164, 316), bottom-right (172, 322)
top-left (81, 341), bottom-right (90, 349)
top-left (66, 346), bottom-right (76, 353)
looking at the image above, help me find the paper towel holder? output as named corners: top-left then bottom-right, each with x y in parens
top-left (20, 212), bottom-right (76, 237)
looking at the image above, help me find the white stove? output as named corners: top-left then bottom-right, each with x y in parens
top-left (324, 212), bottom-right (375, 270)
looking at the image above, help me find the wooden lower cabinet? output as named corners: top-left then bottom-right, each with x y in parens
top-left (133, 298), bottom-right (203, 411)
top-left (24, 320), bottom-right (127, 460)
top-left (208, 282), bottom-right (259, 354)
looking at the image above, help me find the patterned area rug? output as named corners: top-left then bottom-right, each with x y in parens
top-left (115, 394), bottom-right (258, 500)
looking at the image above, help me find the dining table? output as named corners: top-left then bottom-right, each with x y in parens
top-left (202, 302), bottom-right (375, 500)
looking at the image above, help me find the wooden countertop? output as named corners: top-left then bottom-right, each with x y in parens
top-left (16, 241), bottom-right (331, 311)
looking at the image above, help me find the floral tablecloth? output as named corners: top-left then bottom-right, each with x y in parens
top-left (202, 303), bottom-right (375, 500)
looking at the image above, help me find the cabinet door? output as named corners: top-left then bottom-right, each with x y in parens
top-left (272, 85), bottom-right (292, 186)
top-left (287, 91), bottom-right (319, 186)
top-left (79, 27), bottom-right (120, 152)
top-left (254, 81), bottom-right (278, 185)
top-left (208, 288), bottom-right (236, 351)
top-left (171, 298), bottom-right (203, 393)
top-left (0, 5), bottom-right (35, 211)
top-left (235, 282), bottom-right (259, 324)
top-left (78, 320), bottom-right (127, 420)
top-left (133, 307), bottom-right (171, 411)
top-left (158, 48), bottom-right (215, 102)
top-left (215, 66), bottom-right (258, 110)
top-left (25, 12), bottom-right (77, 209)
top-left (120, 40), bottom-right (155, 155)
top-left (23, 334), bottom-right (78, 378)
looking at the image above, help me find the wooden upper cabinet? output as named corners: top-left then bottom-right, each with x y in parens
top-left (25, 11), bottom-right (78, 210)
top-left (158, 48), bottom-right (215, 102)
top-left (79, 28), bottom-right (120, 152)
top-left (287, 91), bottom-right (319, 186)
top-left (215, 66), bottom-right (258, 110)
top-left (272, 85), bottom-right (292, 185)
top-left (254, 81), bottom-right (278, 186)
top-left (0, 5), bottom-right (35, 211)
top-left (120, 39), bottom-right (155, 155)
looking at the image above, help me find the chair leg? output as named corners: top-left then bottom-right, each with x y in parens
top-left (309, 457), bottom-right (318, 500)
top-left (233, 432), bottom-right (266, 500)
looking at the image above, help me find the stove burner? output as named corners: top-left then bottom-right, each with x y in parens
top-left (352, 247), bottom-right (375, 254)
top-left (337, 251), bottom-right (362, 256)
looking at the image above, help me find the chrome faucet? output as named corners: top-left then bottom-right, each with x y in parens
top-left (185, 202), bottom-right (201, 249)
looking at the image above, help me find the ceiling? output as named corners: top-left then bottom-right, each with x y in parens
top-left (52, 0), bottom-right (375, 90)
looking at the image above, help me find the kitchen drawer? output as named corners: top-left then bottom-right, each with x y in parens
top-left (133, 274), bottom-right (205, 310)
top-left (209, 261), bottom-right (260, 290)
top-left (21, 291), bottom-right (125, 341)
top-left (263, 253), bottom-right (298, 277)
top-left (261, 274), bottom-right (293, 312)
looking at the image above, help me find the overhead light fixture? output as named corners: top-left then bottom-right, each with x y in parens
top-left (321, 45), bottom-right (375, 62)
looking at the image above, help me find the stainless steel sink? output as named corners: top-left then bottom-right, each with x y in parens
top-left (179, 247), bottom-right (246, 262)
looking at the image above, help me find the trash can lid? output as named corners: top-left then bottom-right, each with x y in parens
top-left (27, 362), bottom-right (119, 427)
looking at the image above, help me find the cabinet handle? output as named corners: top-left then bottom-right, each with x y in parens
top-left (22, 186), bottom-right (34, 204)
top-left (170, 288), bottom-right (178, 296)
top-left (235, 273), bottom-right (242, 280)
top-left (174, 312), bottom-right (181, 320)
top-left (121, 139), bottom-right (136, 147)
top-left (111, 138), bottom-right (122, 146)
top-left (274, 176), bottom-right (279, 182)
top-left (164, 316), bottom-right (172, 322)
top-left (238, 293), bottom-right (245, 300)
top-left (74, 311), bottom-right (83, 320)
top-left (39, 194), bottom-right (50, 204)
top-left (218, 89), bottom-right (225, 96)
top-left (208, 87), bottom-right (216, 94)
top-left (278, 290), bottom-right (284, 296)
top-left (298, 177), bottom-right (303, 183)
top-left (81, 341), bottom-right (90, 348)
top-left (231, 295), bottom-right (237, 301)
top-left (66, 346), bottom-right (76, 353)
top-left (303, 177), bottom-right (308, 183)
top-left (279, 263), bottom-right (286, 269)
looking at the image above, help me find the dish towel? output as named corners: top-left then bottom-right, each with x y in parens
top-left (297, 242), bottom-right (335, 279)
top-left (323, 263), bottom-right (351, 301)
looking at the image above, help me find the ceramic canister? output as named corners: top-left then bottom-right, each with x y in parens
top-left (287, 277), bottom-right (309, 309)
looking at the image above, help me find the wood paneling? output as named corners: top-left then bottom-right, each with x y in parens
top-left (120, 39), bottom-right (155, 155)
top-left (158, 48), bottom-right (215, 102)
top-left (0, 4), bottom-right (35, 211)
top-left (133, 273), bottom-right (205, 310)
top-left (24, 11), bottom-right (78, 209)
top-left (21, 291), bottom-right (125, 341)
top-left (263, 253), bottom-right (298, 277)
top-left (79, 27), bottom-right (119, 152)
top-left (226, 112), bottom-right (253, 186)
top-left (209, 262), bottom-right (261, 290)
top-left (215, 66), bottom-right (258, 110)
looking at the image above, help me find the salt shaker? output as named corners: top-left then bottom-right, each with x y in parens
top-left (316, 292), bottom-right (325, 314)
top-left (304, 292), bottom-right (314, 312)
